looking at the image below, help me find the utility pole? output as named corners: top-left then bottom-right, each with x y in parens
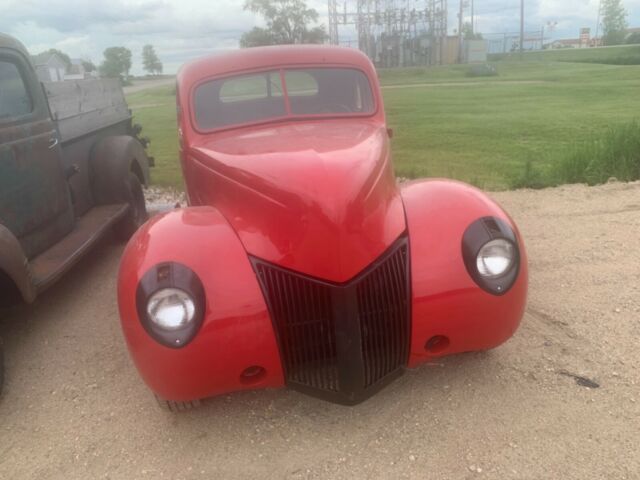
top-left (328, 0), bottom-right (339, 45)
top-left (519, 0), bottom-right (524, 54)
top-left (471, 0), bottom-right (474, 34)
top-left (458, 0), bottom-right (464, 63)
top-left (595, 0), bottom-right (602, 44)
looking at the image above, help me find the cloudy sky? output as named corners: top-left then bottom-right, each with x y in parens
top-left (1, 0), bottom-right (638, 74)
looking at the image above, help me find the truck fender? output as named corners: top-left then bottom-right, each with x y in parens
top-left (0, 224), bottom-right (35, 303)
top-left (89, 135), bottom-right (150, 205)
top-left (401, 179), bottom-right (528, 367)
top-left (117, 206), bottom-right (284, 401)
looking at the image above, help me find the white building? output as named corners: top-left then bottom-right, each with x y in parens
top-left (32, 52), bottom-right (67, 82)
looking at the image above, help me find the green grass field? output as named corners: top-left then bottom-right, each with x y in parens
top-left (127, 58), bottom-right (640, 190)
top-left (488, 44), bottom-right (640, 65)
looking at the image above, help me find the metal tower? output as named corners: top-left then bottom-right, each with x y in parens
top-left (328, 0), bottom-right (340, 44)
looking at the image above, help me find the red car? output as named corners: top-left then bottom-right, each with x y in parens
top-left (117, 46), bottom-right (528, 410)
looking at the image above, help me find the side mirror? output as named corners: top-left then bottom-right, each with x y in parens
top-left (387, 128), bottom-right (394, 139)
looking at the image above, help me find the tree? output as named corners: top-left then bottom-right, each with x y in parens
top-left (142, 44), bottom-right (163, 75)
top-left (601, 0), bottom-right (627, 46)
top-left (462, 22), bottom-right (483, 40)
top-left (81, 59), bottom-right (96, 73)
top-left (240, 0), bottom-right (327, 47)
top-left (99, 47), bottom-right (132, 79)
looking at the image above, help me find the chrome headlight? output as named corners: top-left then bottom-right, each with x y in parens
top-left (147, 288), bottom-right (196, 330)
top-left (462, 217), bottom-right (521, 295)
top-left (136, 263), bottom-right (205, 348)
top-left (476, 239), bottom-right (515, 278)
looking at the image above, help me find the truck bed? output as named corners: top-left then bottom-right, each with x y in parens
top-left (44, 79), bottom-right (131, 143)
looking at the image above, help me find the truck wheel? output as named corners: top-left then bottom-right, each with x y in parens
top-left (154, 394), bottom-right (201, 412)
top-left (115, 173), bottom-right (148, 241)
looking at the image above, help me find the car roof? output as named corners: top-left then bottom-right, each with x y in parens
top-left (178, 45), bottom-right (376, 86)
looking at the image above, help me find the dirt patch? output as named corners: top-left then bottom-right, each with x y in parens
top-left (1, 181), bottom-right (639, 479)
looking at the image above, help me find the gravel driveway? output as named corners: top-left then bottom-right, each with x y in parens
top-left (1, 181), bottom-right (638, 479)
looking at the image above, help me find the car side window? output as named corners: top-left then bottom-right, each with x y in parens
top-left (0, 59), bottom-right (33, 120)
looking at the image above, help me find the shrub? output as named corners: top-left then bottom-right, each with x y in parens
top-left (466, 64), bottom-right (498, 77)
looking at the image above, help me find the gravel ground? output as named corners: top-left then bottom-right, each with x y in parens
top-left (1, 181), bottom-right (639, 480)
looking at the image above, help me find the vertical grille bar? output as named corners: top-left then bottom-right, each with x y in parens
top-left (356, 243), bottom-right (409, 388)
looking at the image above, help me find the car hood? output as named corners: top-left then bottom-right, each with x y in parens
top-left (189, 120), bottom-right (406, 283)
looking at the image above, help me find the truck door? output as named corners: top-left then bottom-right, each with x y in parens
top-left (0, 49), bottom-right (74, 259)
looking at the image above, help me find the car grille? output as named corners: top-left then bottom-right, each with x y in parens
top-left (252, 236), bottom-right (411, 404)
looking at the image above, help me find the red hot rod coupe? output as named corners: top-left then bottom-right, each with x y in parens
top-left (117, 46), bottom-right (527, 409)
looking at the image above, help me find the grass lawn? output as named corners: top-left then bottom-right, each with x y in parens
top-left (127, 60), bottom-right (640, 190)
top-left (488, 44), bottom-right (640, 65)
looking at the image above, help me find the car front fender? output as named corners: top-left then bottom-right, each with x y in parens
top-left (401, 179), bottom-right (528, 367)
top-left (117, 206), bottom-right (284, 401)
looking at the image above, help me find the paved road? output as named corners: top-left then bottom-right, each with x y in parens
top-left (1, 182), bottom-right (639, 479)
top-left (123, 78), bottom-right (175, 95)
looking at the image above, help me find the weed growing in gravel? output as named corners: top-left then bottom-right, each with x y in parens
top-left (552, 121), bottom-right (640, 185)
top-left (511, 121), bottom-right (640, 188)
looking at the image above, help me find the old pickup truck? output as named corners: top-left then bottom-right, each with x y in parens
top-left (0, 33), bottom-right (151, 392)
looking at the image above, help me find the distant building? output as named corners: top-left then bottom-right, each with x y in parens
top-left (626, 27), bottom-right (640, 42)
top-left (32, 52), bottom-right (67, 82)
top-left (65, 59), bottom-right (86, 80)
top-left (549, 38), bottom-right (583, 49)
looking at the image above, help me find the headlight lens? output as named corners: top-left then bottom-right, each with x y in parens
top-left (476, 239), bottom-right (515, 277)
top-left (147, 288), bottom-right (195, 330)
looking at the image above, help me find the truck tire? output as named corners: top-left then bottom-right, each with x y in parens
top-left (114, 173), bottom-right (148, 241)
top-left (154, 394), bottom-right (201, 412)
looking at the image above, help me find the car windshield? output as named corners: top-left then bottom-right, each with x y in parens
top-left (193, 67), bottom-right (375, 131)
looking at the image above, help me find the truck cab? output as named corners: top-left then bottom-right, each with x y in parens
top-left (0, 33), bottom-right (150, 306)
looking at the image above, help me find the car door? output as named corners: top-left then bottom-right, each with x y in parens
top-left (0, 48), bottom-right (74, 259)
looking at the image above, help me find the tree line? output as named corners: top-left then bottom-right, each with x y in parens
top-left (36, 44), bottom-right (163, 80)
top-left (99, 44), bottom-right (163, 79)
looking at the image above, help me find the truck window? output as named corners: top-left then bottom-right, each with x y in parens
top-left (0, 60), bottom-right (33, 120)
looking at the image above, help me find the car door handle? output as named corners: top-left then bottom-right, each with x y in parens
top-left (48, 137), bottom-right (59, 149)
